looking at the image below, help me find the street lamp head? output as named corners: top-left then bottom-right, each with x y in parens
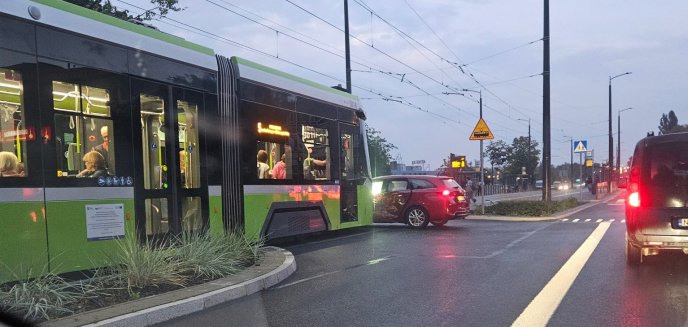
top-left (610, 72), bottom-right (633, 81)
top-left (619, 107), bottom-right (633, 114)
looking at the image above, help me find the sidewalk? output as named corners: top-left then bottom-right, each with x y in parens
top-left (467, 190), bottom-right (621, 222)
top-left (40, 246), bottom-right (296, 327)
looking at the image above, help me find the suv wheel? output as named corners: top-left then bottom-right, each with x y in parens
top-left (626, 237), bottom-right (642, 266)
top-left (405, 206), bottom-right (430, 229)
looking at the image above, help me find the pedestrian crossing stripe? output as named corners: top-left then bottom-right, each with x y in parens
top-left (559, 218), bottom-right (625, 223)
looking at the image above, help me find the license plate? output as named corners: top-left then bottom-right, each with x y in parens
top-left (678, 218), bottom-right (688, 227)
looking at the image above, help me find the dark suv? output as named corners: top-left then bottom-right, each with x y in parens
top-left (372, 175), bottom-right (469, 228)
top-left (625, 132), bottom-right (688, 265)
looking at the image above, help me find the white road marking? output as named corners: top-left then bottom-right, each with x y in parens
top-left (561, 219), bottom-right (569, 222)
top-left (572, 219), bottom-right (580, 223)
top-left (273, 256), bottom-right (392, 290)
top-left (584, 219), bottom-right (591, 222)
top-left (610, 219), bottom-right (615, 222)
top-left (621, 219), bottom-right (626, 223)
top-left (596, 219), bottom-right (603, 223)
top-left (616, 199), bottom-right (625, 203)
top-left (511, 222), bottom-right (611, 327)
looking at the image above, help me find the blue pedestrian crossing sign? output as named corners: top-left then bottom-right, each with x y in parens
top-left (573, 140), bottom-right (587, 153)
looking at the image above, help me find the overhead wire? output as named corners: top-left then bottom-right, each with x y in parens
top-left (117, 0), bottom-right (472, 126)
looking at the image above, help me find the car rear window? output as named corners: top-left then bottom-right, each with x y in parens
top-left (645, 141), bottom-right (688, 207)
top-left (441, 179), bottom-right (461, 189)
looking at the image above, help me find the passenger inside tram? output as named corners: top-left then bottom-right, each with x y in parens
top-left (0, 151), bottom-right (22, 177)
top-left (77, 150), bottom-right (109, 178)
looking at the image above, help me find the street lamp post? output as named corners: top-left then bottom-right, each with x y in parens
top-left (609, 72), bottom-right (631, 193)
top-left (462, 89), bottom-right (485, 214)
top-left (562, 135), bottom-right (574, 185)
top-left (617, 107), bottom-right (633, 174)
top-left (517, 118), bottom-right (531, 190)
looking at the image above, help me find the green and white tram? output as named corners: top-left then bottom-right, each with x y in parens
top-left (0, 0), bottom-right (372, 281)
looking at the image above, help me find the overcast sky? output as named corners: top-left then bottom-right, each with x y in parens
top-left (121, 0), bottom-right (688, 170)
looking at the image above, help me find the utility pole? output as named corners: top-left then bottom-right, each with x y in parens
top-left (518, 118), bottom-right (531, 189)
top-left (542, 0), bottom-right (551, 202)
top-left (344, 0), bottom-right (351, 93)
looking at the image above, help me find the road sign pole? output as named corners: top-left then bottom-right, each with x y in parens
top-left (579, 152), bottom-right (583, 201)
top-left (480, 93), bottom-right (485, 215)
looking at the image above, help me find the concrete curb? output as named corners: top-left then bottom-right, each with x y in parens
top-left (40, 246), bottom-right (296, 327)
top-left (467, 191), bottom-right (621, 222)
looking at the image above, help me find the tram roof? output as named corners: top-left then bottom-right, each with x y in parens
top-left (232, 57), bottom-right (362, 111)
top-left (4, 0), bottom-right (217, 69)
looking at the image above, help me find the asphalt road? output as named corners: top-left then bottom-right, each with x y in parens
top-left (159, 193), bottom-right (688, 327)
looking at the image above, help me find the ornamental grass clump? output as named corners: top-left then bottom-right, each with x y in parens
top-left (0, 271), bottom-right (94, 322)
top-left (173, 232), bottom-right (264, 280)
top-left (105, 236), bottom-right (186, 292)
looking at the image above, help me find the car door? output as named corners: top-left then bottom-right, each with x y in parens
top-left (374, 178), bottom-right (412, 222)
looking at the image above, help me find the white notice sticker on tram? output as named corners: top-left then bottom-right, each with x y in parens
top-left (85, 204), bottom-right (125, 241)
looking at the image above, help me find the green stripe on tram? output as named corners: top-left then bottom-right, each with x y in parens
top-left (232, 57), bottom-right (359, 101)
top-left (31, 0), bottom-right (214, 56)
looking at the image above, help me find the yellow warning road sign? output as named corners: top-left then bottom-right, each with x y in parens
top-left (469, 118), bottom-right (494, 140)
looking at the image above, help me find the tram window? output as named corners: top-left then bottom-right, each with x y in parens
top-left (182, 196), bottom-right (203, 232)
top-left (140, 94), bottom-right (168, 190)
top-left (302, 125), bottom-right (330, 180)
top-left (341, 133), bottom-right (354, 179)
top-left (53, 81), bottom-right (115, 177)
top-left (177, 100), bottom-right (200, 189)
top-left (0, 68), bottom-right (28, 177)
top-left (145, 198), bottom-right (169, 235)
top-left (256, 141), bottom-right (292, 180)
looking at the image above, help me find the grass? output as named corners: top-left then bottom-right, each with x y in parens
top-left (172, 232), bottom-right (264, 280)
top-left (1, 231), bottom-right (263, 323)
top-left (0, 270), bottom-right (96, 322)
top-left (477, 197), bottom-right (583, 216)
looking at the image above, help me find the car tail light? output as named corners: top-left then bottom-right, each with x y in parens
top-left (457, 195), bottom-right (466, 202)
top-left (441, 190), bottom-right (451, 196)
top-left (627, 166), bottom-right (640, 208)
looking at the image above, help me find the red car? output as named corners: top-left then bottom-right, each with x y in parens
top-left (372, 175), bottom-right (470, 228)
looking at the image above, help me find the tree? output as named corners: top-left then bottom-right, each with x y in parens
top-left (505, 136), bottom-right (540, 180)
top-left (486, 140), bottom-right (510, 169)
top-left (366, 126), bottom-right (397, 177)
top-left (658, 110), bottom-right (679, 135)
top-left (65, 0), bottom-right (182, 21)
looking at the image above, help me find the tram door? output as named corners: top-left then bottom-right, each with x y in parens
top-left (133, 80), bottom-right (207, 238)
top-left (340, 124), bottom-right (359, 222)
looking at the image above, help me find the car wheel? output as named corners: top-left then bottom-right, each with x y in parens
top-left (626, 237), bottom-right (642, 266)
top-left (405, 206), bottom-right (430, 229)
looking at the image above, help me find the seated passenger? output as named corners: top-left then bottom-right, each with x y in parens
top-left (257, 150), bottom-right (270, 179)
top-left (77, 151), bottom-right (109, 178)
top-left (0, 151), bottom-right (21, 177)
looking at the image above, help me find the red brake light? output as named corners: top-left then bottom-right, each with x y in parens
top-left (442, 190), bottom-right (451, 196)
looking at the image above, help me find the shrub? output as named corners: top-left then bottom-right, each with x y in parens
top-left (482, 197), bottom-right (582, 216)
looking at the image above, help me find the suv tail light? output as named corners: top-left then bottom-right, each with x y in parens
top-left (441, 189), bottom-right (451, 196)
top-left (627, 166), bottom-right (640, 208)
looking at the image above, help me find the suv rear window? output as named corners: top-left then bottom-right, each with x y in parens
top-left (646, 142), bottom-right (688, 207)
top-left (441, 179), bottom-right (461, 189)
